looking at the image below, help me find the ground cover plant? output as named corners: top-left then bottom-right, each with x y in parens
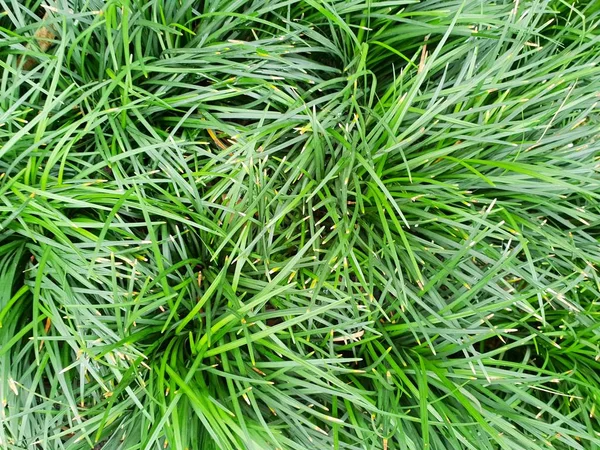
top-left (1, 0), bottom-right (600, 449)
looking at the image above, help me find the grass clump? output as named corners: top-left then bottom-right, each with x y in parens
top-left (1, 0), bottom-right (600, 449)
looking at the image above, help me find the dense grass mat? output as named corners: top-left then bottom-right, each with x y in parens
top-left (1, 1), bottom-right (600, 449)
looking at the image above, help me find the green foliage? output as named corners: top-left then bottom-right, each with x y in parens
top-left (1, 0), bottom-right (600, 449)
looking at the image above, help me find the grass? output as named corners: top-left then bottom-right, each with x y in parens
top-left (1, 0), bottom-right (600, 448)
